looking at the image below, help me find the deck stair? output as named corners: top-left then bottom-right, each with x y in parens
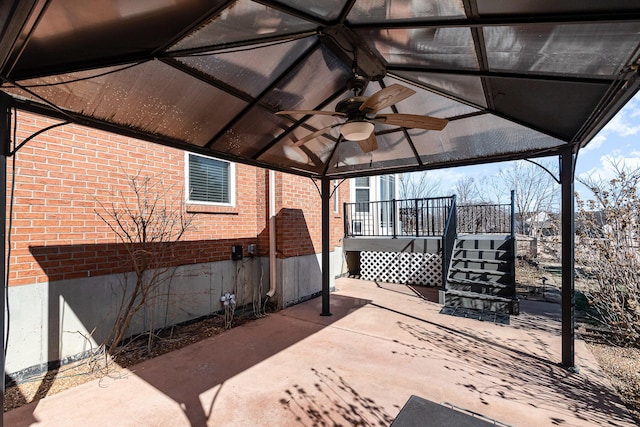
top-left (444, 236), bottom-right (518, 315)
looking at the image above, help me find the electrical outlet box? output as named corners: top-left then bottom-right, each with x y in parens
top-left (231, 245), bottom-right (243, 261)
top-left (247, 244), bottom-right (256, 255)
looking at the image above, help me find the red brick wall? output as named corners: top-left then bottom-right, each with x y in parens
top-left (7, 112), bottom-right (347, 286)
top-left (332, 180), bottom-right (348, 248)
top-left (275, 174), bottom-right (346, 257)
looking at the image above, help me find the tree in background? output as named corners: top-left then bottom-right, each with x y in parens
top-left (96, 168), bottom-right (194, 355)
top-left (453, 176), bottom-right (480, 205)
top-left (398, 170), bottom-right (443, 199)
top-left (576, 158), bottom-right (640, 345)
top-left (455, 176), bottom-right (514, 234)
top-left (489, 159), bottom-right (559, 237)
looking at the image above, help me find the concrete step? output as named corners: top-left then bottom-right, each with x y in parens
top-left (450, 258), bottom-right (511, 272)
top-left (444, 290), bottom-right (519, 315)
top-left (446, 278), bottom-right (516, 298)
top-left (439, 306), bottom-right (511, 324)
top-left (455, 238), bottom-right (513, 251)
top-left (453, 248), bottom-right (511, 261)
top-left (448, 267), bottom-right (513, 284)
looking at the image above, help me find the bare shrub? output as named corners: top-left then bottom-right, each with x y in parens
top-left (96, 168), bottom-right (194, 355)
top-left (576, 159), bottom-right (640, 346)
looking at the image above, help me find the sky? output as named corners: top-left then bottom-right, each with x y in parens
top-left (412, 92), bottom-right (640, 203)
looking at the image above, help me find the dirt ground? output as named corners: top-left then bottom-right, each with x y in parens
top-left (517, 255), bottom-right (640, 424)
top-left (3, 313), bottom-right (250, 412)
top-left (4, 260), bottom-right (640, 424)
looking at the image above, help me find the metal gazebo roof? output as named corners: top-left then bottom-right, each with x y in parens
top-left (2, 1), bottom-right (640, 179)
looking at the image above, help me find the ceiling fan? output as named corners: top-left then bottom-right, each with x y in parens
top-left (276, 78), bottom-right (448, 153)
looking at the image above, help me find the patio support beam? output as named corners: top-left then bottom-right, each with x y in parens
top-left (0, 91), bottom-right (10, 427)
top-left (321, 176), bottom-right (332, 316)
top-left (560, 146), bottom-right (577, 371)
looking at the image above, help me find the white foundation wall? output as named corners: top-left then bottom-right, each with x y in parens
top-left (276, 247), bottom-right (344, 308)
top-left (6, 248), bottom-right (343, 377)
top-left (6, 257), bottom-right (267, 377)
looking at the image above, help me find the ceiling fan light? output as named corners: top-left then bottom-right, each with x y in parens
top-left (340, 121), bottom-right (374, 141)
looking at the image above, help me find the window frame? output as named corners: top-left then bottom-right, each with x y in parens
top-left (185, 152), bottom-right (236, 207)
top-left (354, 177), bottom-right (370, 213)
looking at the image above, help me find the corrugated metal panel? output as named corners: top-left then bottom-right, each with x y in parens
top-left (1, 0), bottom-right (640, 178)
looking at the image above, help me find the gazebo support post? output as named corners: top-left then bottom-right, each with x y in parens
top-left (321, 176), bottom-right (332, 316)
top-left (0, 92), bottom-right (11, 427)
top-left (560, 147), bottom-right (577, 372)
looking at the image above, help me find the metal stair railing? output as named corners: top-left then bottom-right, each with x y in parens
top-left (441, 195), bottom-right (457, 288)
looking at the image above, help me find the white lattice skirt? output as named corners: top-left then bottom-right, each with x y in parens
top-left (360, 251), bottom-right (442, 286)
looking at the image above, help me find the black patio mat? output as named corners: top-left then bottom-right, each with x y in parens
top-left (391, 395), bottom-right (511, 427)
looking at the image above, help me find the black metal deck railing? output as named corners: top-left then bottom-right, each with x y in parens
top-left (344, 196), bottom-right (456, 238)
top-left (344, 190), bottom-right (515, 238)
top-left (457, 191), bottom-right (515, 237)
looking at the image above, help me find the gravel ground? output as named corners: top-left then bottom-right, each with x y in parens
top-left (4, 264), bottom-right (640, 423)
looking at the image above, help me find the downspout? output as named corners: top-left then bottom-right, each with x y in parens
top-left (266, 170), bottom-right (277, 298)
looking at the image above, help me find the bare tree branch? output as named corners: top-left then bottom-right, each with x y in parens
top-left (398, 171), bottom-right (443, 199)
top-left (453, 177), bottom-right (479, 205)
top-left (486, 160), bottom-right (559, 237)
top-left (95, 166), bottom-right (194, 355)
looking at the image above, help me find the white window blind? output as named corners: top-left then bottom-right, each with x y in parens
top-left (187, 153), bottom-right (232, 204)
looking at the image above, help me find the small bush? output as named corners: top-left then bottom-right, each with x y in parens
top-left (576, 160), bottom-right (640, 346)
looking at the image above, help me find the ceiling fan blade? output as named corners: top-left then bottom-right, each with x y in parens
top-left (359, 84), bottom-right (416, 113)
top-left (375, 113), bottom-right (448, 131)
top-left (276, 110), bottom-right (346, 117)
top-left (357, 133), bottom-right (378, 153)
top-left (291, 123), bottom-right (341, 146)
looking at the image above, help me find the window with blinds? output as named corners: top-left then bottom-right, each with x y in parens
top-left (186, 153), bottom-right (235, 205)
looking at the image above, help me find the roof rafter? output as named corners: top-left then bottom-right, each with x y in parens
top-left (348, 11), bottom-right (640, 30)
top-left (205, 39), bottom-right (321, 149)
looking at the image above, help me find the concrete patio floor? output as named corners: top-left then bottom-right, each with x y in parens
top-left (5, 278), bottom-right (635, 426)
